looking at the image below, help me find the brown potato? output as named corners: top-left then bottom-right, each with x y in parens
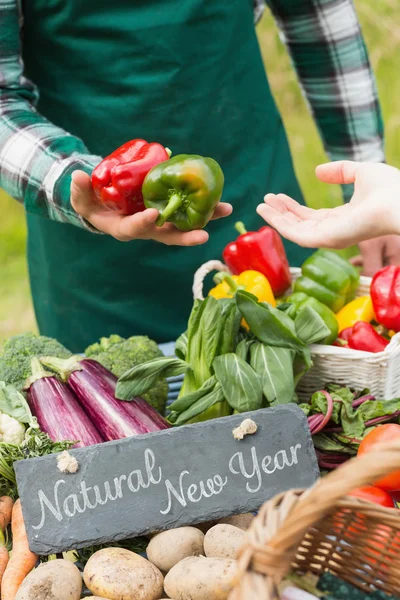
top-left (147, 527), bottom-right (204, 572)
top-left (218, 513), bottom-right (254, 530)
top-left (15, 559), bottom-right (82, 600)
top-left (164, 556), bottom-right (237, 600)
top-left (204, 524), bottom-right (245, 559)
top-left (84, 547), bottom-right (163, 600)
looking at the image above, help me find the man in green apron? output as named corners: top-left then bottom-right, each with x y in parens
top-left (1, 0), bottom-right (385, 352)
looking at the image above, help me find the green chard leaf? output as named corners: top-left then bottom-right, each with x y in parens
top-left (235, 339), bottom-right (254, 362)
top-left (213, 353), bottom-right (263, 413)
top-left (340, 401), bottom-right (364, 438)
top-left (175, 331), bottom-right (188, 361)
top-left (357, 398), bottom-right (400, 422)
top-left (198, 297), bottom-right (224, 371)
top-left (236, 291), bottom-right (306, 351)
top-left (116, 357), bottom-right (189, 400)
top-left (169, 376), bottom-right (218, 413)
top-left (174, 382), bottom-right (225, 425)
top-left (312, 433), bottom-right (355, 454)
top-left (216, 300), bottom-right (242, 356)
top-left (0, 381), bottom-right (33, 424)
top-left (309, 390), bottom-right (342, 424)
top-left (294, 305), bottom-right (331, 345)
top-left (249, 343), bottom-right (295, 405)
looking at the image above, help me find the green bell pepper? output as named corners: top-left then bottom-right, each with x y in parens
top-left (286, 292), bottom-right (339, 344)
top-left (142, 154), bottom-right (224, 231)
top-left (187, 401), bottom-right (231, 423)
top-left (294, 250), bottom-right (359, 312)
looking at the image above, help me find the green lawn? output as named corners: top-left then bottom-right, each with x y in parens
top-left (1, 0), bottom-right (399, 341)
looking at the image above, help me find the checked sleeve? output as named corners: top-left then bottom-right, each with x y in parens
top-left (0, 0), bottom-right (102, 229)
top-left (267, 0), bottom-right (385, 200)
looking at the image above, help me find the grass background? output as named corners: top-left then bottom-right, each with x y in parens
top-left (1, 0), bottom-right (399, 342)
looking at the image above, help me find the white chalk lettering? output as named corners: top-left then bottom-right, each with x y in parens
top-left (160, 471), bottom-right (228, 515)
top-left (145, 449), bottom-right (162, 485)
top-left (114, 475), bottom-right (127, 498)
top-left (230, 445), bottom-right (304, 490)
top-left (160, 471), bottom-right (189, 514)
top-left (29, 442), bottom-right (304, 533)
top-left (229, 446), bottom-right (262, 493)
top-left (32, 480), bottom-right (65, 530)
top-left (79, 482), bottom-right (97, 509)
top-left (63, 493), bottom-right (85, 518)
top-left (290, 444), bottom-right (301, 465)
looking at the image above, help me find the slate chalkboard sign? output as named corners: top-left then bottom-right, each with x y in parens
top-left (15, 404), bottom-right (319, 555)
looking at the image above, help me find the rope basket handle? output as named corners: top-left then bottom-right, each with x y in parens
top-left (234, 440), bottom-right (400, 591)
top-left (192, 260), bottom-right (231, 300)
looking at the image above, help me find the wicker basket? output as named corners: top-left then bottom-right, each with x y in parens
top-left (192, 261), bottom-right (400, 400)
top-left (230, 441), bottom-right (400, 600)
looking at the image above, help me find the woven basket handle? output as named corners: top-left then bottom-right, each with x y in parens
top-left (192, 260), bottom-right (231, 300)
top-left (267, 440), bottom-right (400, 553)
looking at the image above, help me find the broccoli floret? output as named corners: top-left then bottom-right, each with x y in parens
top-left (85, 335), bottom-right (169, 415)
top-left (85, 334), bottom-right (125, 358)
top-left (0, 332), bottom-right (72, 392)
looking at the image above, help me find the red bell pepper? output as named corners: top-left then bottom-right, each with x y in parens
top-left (91, 139), bottom-right (170, 215)
top-left (333, 327), bottom-right (353, 347)
top-left (222, 222), bottom-right (291, 296)
top-left (371, 266), bottom-right (400, 332)
top-left (347, 321), bottom-right (389, 353)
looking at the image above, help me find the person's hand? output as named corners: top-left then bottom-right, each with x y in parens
top-left (257, 161), bottom-right (400, 274)
top-left (350, 236), bottom-right (400, 278)
top-left (71, 171), bottom-right (233, 246)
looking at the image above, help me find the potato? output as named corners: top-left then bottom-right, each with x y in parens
top-left (147, 527), bottom-right (204, 572)
top-left (15, 559), bottom-right (82, 600)
top-left (84, 547), bottom-right (163, 600)
top-left (204, 524), bottom-right (245, 559)
top-left (218, 513), bottom-right (254, 531)
top-left (164, 556), bottom-right (237, 600)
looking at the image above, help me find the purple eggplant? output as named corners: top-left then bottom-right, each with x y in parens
top-left (26, 358), bottom-right (104, 447)
top-left (40, 356), bottom-right (169, 441)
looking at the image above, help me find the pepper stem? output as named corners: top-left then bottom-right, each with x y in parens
top-left (165, 147), bottom-right (172, 158)
top-left (156, 193), bottom-right (184, 227)
top-left (235, 222), bottom-right (247, 236)
top-left (40, 355), bottom-right (83, 382)
top-left (213, 272), bottom-right (240, 293)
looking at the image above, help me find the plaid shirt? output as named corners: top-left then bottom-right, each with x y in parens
top-left (0, 0), bottom-right (384, 230)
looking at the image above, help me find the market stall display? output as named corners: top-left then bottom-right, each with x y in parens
top-left (1, 222), bottom-right (400, 598)
top-left (192, 260), bottom-right (400, 400)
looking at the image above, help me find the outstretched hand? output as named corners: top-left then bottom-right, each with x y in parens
top-left (257, 161), bottom-right (400, 275)
top-left (71, 170), bottom-right (232, 246)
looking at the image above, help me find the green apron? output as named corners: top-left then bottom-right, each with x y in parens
top-left (22, 0), bottom-right (312, 352)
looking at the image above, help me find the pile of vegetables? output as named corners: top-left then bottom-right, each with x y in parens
top-left (302, 384), bottom-right (400, 470)
top-left (116, 289), bottom-right (335, 424)
top-left (85, 334), bottom-right (168, 414)
top-left (29, 355), bottom-right (170, 444)
top-left (221, 223), bottom-right (400, 353)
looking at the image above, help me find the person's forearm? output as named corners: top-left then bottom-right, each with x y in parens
top-left (0, 0), bottom-right (101, 230)
top-left (268, 0), bottom-right (385, 201)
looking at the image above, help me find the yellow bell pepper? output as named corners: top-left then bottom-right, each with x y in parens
top-left (209, 270), bottom-right (276, 306)
top-left (335, 295), bottom-right (375, 332)
top-left (209, 270), bottom-right (275, 329)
